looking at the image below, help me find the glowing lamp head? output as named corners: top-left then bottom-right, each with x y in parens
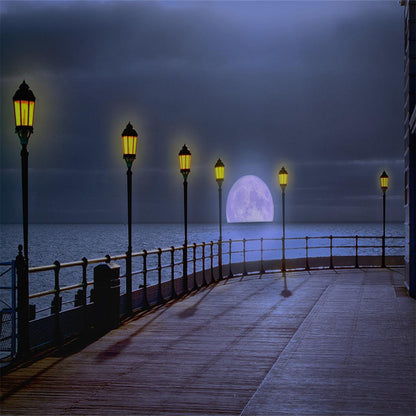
top-left (13, 81), bottom-right (36, 145)
top-left (380, 171), bottom-right (388, 191)
top-left (278, 166), bottom-right (288, 190)
top-left (215, 158), bottom-right (225, 186)
top-left (122, 122), bottom-right (138, 168)
top-left (179, 144), bottom-right (191, 179)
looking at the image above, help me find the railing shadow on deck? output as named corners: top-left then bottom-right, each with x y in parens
top-left (2, 235), bottom-right (405, 361)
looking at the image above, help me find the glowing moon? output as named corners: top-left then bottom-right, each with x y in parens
top-left (226, 175), bottom-right (274, 223)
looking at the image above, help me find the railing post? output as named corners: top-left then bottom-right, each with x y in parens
top-left (81, 257), bottom-right (88, 334)
top-left (170, 246), bottom-right (177, 299)
top-left (157, 248), bottom-right (164, 304)
top-left (382, 235), bottom-right (386, 268)
top-left (281, 236), bottom-right (286, 272)
top-left (192, 243), bottom-right (198, 291)
top-left (202, 243), bottom-right (207, 286)
top-left (79, 257), bottom-right (88, 306)
top-left (305, 236), bottom-right (310, 270)
top-left (142, 250), bottom-right (149, 308)
top-left (182, 243), bottom-right (188, 294)
top-left (16, 245), bottom-right (29, 357)
top-left (355, 235), bottom-right (359, 268)
top-left (329, 235), bottom-right (334, 269)
top-left (52, 260), bottom-right (62, 347)
top-left (260, 238), bottom-right (265, 274)
top-left (210, 241), bottom-right (215, 284)
top-left (228, 239), bottom-right (233, 278)
top-left (125, 250), bottom-right (132, 316)
top-left (218, 240), bottom-right (223, 280)
top-left (243, 238), bottom-right (247, 275)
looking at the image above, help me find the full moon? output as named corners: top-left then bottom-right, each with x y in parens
top-left (226, 175), bottom-right (274, 223)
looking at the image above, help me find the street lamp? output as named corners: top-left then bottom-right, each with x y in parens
top-left (278, 166), bottom-right (288, 272)
top-left (179, 144), bottom-right (191, 293)
top-left (380, 171), bottom-right (389, 268)
top-left (13, 81), bottom-right (35, 356)
top-left (13, 81), bottom-right (36, 262)
top-left (122, 122), bottom-right (138, 314)
top-left (215, 158), bottom-right (225, 279)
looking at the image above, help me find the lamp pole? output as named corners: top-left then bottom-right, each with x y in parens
top-left (179, 145), bottom-right (191, 294)
top-left (13, 81), bottom-right (35, 263)
top-left (215, 158), bottom-right (225, 279)
top-left (122, 122), bottom-right (138, 315)
top-left (13, 80), bottom-right (36, 357)
top-left (278, 167), bottom-right (288, 272)
top-left (380, 171), bottom-right (388, 268)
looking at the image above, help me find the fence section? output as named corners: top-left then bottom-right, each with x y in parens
top-left (0, 261), bottom-right (16, 358)
top-left (22, 235), bottom-right (404, 319)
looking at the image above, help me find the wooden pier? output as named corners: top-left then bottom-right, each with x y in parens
top-left (1, 267), bottom-right (415, 415)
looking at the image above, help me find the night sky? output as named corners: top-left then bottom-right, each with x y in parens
top-left (0, 1), bottom-right (405, 224)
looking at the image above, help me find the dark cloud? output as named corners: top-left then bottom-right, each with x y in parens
top-left (0, 1), bottom-right (404, 223)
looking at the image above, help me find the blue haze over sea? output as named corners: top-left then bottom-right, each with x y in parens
top-left (0, 222), bottom-right (404, 267)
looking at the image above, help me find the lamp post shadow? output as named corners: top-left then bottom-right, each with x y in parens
top-left (280, 271), bottom-right (292, 298)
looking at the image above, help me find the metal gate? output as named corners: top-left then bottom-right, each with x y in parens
top-left (0, 261), bottom-right (17, 358)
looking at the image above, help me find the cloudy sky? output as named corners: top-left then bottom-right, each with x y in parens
top-left (0, 0), bottom-right (405, 224)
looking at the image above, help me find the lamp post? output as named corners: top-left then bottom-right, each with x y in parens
top-left (13, 81), bottom-right (35, 263)
top-left (13, 81), bottom-right (36, 356)
top-left (215, 158), bottom-right (225, 279)
top-left (380, 171), bottom-right (389, 268)
top-left (122, 122), bottom-right (138, 315)
top-left (278, 166), bottom-right (288, 272)
top-left (179, 144), bottom-right (191, 294)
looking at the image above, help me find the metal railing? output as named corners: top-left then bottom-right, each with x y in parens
top-left (1, 234), bottom-right (404, 358)
top-left (22, 234), bottom-right (404, 320)
top-left (0, 261), bottom-right (17, 357)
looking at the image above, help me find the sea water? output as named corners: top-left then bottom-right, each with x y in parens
top-left (0, 222), bottom-right (404, 266)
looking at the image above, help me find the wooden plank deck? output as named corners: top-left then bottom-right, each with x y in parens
top-left (1, 268), bottom-right (415, 415)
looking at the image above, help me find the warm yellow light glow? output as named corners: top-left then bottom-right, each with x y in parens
top-left (215, 158), bottom-right (225, 182)
top-left (29, 101), bottom-right (35, 126)
top-left (179, 144), bottom-right (191, 173)
top-left (179, 154), bottom-right (191, 171)
top-left (122, 135), bottom-right (137, 156)
top-left (14, 101), bottom-right (21, 126)
top-left (278, 166), bottom-right (288, 188)
top-left (121, 122), bottom-right (138, 167)
top-left (13, 81), bottom-right (36, 128)
top-left (380, 171), bottom-right (388, 190)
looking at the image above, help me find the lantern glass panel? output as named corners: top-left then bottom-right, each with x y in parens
top-left (215, 165), bottom-right (224, 181)
top-left (14, 101), bottom-right (21, 126)
top-left (13, 81), bottom-right (36, 130)
top-left (279, 172), bottom-right (288, 186)
top-left (380, 176), bottom-right (388, 189)
top-left (179, 154), bottom-right (191, 171)
top-left (29, 101), bottom-right (35, 126)
top-left (123, 135), bottom-right (137, 156)
top-left (21, 101), bottom-right (29, 125)
top-left (14, 99), bottom-right (35, 127)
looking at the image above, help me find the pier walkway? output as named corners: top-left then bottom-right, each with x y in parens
top-left (1, 268), bottom-right (415, 415)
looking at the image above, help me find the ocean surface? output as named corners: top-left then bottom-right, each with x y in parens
top-left (0, 222), bottom-right (404, 267)
top-left (0, 222), bottom-right (405, 317)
